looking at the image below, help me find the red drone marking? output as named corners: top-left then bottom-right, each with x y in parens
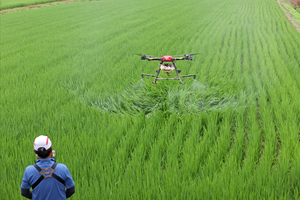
top-left (161, 56), bottom-right (175, 62)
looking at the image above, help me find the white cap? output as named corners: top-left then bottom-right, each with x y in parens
top-left (34, 135), bottom-right (52, 151)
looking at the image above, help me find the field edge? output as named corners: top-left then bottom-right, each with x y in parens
top-left (278, 0), bottom-right (300, 33)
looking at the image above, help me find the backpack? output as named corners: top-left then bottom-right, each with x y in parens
top-left (32, 163), bottom-right (65, 189)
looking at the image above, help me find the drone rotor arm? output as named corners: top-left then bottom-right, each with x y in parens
top-left (174, 56), bottom-right (192, 61)
top-left (140, 55), bottom-right (162, 61)
top-left (173, 53), bottom-right (198, 61)
top-left (143, 57), bottom-right (162, 61)
top-left (147, 57), bottom-right (162, 61)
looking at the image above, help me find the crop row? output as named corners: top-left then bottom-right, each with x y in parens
top-left (1, 0), bottom-right (300, 199)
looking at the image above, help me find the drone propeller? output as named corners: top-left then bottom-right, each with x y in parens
top-left (134, 53), bottom-right (157, 60)
top-left (173, 53), bottom-right (200, 57)
top-left (134, 53), bottom-right (155, 58)
top-left (134, 53), bottom-right (154, 56)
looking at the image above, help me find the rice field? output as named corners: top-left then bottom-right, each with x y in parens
top-left (0, 0), bottom-right (70, 10)
top-left (1, 0), bottom-right (300, 199)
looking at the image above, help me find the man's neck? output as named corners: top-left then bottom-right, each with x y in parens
top-left (37, 153), bottom-right (52, 159)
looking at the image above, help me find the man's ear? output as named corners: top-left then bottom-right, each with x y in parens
top-left (34, 149), bottom-right (36, 154)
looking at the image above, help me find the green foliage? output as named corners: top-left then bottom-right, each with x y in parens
top-left (0, 0), bottom-right (67, 10)
top-left (1, 0), bottom-right (300, 199)
top-left (282, 1), bottom-right (300, 23)
top-left (84, 80), bottom-right (244, 116)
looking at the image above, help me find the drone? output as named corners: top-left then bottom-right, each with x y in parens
top-left (138, 54), bottom-right (197, 84)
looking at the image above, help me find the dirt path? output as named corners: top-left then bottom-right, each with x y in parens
top-left (277, 0), bottom-right (300, 33)
top-left (284, 0), bottom-right (300, 9)
top-left (0, 0), bottom-right (76, 14)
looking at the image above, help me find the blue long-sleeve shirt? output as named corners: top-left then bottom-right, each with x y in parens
top-left (21, 158), bottom-right (75, 200)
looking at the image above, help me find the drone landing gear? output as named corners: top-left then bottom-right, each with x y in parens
top-left (141, 61), bottom-right (196, 84)
top-left (153, 69), bottom-right (160, 83)
top-left (141, 73), bottom-right (196, 83)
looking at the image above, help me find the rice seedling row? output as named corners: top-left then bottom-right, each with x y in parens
top-left (1, 0), bottom-right (300, 198)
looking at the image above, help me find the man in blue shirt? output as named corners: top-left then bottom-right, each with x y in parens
top-left (21, 135), bottom-right (75, 199)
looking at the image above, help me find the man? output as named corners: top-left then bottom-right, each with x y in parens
top-left (21, 135), bottom-right (75, 199)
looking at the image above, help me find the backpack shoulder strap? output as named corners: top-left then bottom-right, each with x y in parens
top-left (33, 164), bottom-right (42, 172)
top-left (51, 163), bottom-right (65, 186)
top-left (32, 162), bottom-right (65, 189)
top-left (32, 164), bottom-right (44, 190)
top-left (51, 163), bottom-right (58, 169)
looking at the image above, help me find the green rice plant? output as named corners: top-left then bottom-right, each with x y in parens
top-left (282, 1), bottom-right (300, 24)
top-left (1, 0), bottom-right (300, 199)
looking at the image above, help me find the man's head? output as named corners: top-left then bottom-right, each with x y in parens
top-left (33, 135), bottom-right (52, 158)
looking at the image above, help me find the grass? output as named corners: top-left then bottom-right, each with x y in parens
top-left (1, 0), bottom-right (300, 199)
top-left (84, 80), bottom-right (244, 115)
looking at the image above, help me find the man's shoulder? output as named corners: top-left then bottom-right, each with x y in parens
top-left (25, 161), bottom-right (69, 172)
top-left (24, 164), bottom-right (37, 173)
top-left (55, 163), bottom-right (71, 174)
top-left (56, 163), bottom-right (68, 169)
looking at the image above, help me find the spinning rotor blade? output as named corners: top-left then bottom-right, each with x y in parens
top-left (173, 53), bottom-right (200, 57)
top-left (134, 53), bottom-right (154, 57)
top-left (135, 53), bottom-right (200, 57)
top-left (133, 53), bottom-right (155, 55)
top-left (134, 53), bottom-right (161, 61)
top-left (134, 53), bottom-right (148, 56)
